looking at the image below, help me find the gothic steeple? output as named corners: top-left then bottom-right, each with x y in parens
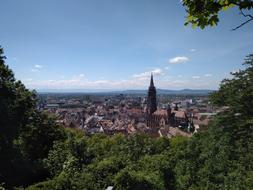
top-left (150, 73), bottom-right (154, 87)
top-left (147, 74), bottom-right (157, 114)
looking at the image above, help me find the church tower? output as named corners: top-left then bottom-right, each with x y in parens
top-left (147, 74), bottom-right (157, 114)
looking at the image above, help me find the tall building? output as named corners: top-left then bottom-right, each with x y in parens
top-left (147, 74), bottom-right (157, 114)
top-left (145, 74), bottom-right (194, 133)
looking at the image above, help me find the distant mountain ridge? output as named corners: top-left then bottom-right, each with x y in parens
top-left (37, 89), bottom-right (214, 95)
top-left (117, 89), bottom-right (214, 95)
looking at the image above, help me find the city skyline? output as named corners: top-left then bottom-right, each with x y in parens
top-left (1, 0), bottom-right (253, 91)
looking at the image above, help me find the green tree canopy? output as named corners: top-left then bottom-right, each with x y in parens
top-left (182, 0), bottom-right (253, 30)
top-left (0, 46), bottom-right (67, 188)
top-left (210, 54), bottom-right (253, 116)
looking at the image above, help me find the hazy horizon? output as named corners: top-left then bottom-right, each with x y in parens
top-left (35, 88), bottom-right (215, 93)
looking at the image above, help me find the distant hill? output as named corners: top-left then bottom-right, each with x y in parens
top-left (116, 89), bottom-right (214, 95)
top-left (37, 89), bottom-right (214, 95)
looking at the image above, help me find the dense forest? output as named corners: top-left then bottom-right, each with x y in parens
top-left (0, 46), bottom-right (253, 190)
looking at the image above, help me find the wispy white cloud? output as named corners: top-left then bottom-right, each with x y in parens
top-left (79, 73), bottom-right (85, 78)
top-left (169, 56), bottom-right (189, 64)
top-left (31, 69), bottom-right (39, 72)
top-left (24, 68), bottom-right (163, 90)
top-left (23, 69), bottom-right (219, 90)
top-left (204, 74), bottom-right (212, 77)
top-left (23, 75), bottom-right (218, 90)
top-left (190, 49), bottom-right (196, 52)
top-left (35, 64), bottom-right (43, 69)
top-left (31, 65), bottom-right (43, 72)
top-left (133, 68), bottom-right (162, 80)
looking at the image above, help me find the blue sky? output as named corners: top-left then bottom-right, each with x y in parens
top-left (1, 0), bottom-right (253, 90)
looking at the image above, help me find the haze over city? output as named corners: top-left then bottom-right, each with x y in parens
top-left (1, 0), bottom-right (253, 91)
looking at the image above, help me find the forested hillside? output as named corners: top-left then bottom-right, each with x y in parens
top-left (0, 47), bottom-right (253, 190)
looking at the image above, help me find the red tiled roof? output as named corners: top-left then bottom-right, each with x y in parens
top-left (128, 108), bottom-right (143, 115)
top-left (153, 109), bottom-right (167, 116)
top-left (98, 120), bottom-right (113, 128)
top-left (173, 110), bottom-right (186, 118)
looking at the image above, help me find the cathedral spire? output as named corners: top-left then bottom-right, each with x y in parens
top-left (147, 73), bottom-right (157, 114)
top-left (150, 73), bottom-right (154, 87)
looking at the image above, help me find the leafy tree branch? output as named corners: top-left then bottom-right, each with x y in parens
top-left (182, 0), bottom-right (253, 30)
